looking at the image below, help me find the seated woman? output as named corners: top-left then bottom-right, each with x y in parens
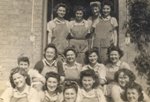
top-left (63, 47), bottom-right (82, 82)
top-left (62, 81), bottom-right (79, 102)
top-left (34, 43), bottom-right (65, 83)
top-left (82, 48), bottom-right (107, 85)
top-left (0, 67), bottom-right (40, 102)
top-left (42, 72), bottom-right (63, 102)
top-left (107, 68), bottom-right (150, 102)
top-left (124, 82), bottom-right (144, 102)
top-left (78, 69), bottom-right (106, 102)
top-left (105, 46), bottom-right (130, 83)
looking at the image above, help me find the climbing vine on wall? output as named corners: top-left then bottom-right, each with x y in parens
top-left (127, 0), bottom-right (150, 93)
top-left (127, 0), bottom-right (150, 50)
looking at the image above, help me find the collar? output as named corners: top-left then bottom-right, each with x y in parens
top-left (87, 63), bottom-right (99, 69)
top-left (13, 85), bottom-right (30, 95)
top-left (101, 16), bottom-right (111, 21)
top-left (81, 89), bottom-right (96, 98)
top-left (53, 18), bottom-right (66, 24)
top-left (63, 61), bottom-right (79, 66)
top-left (115, 60), bottom-right (122, 67)
top-left (43, 58), bottom-right (57, 67)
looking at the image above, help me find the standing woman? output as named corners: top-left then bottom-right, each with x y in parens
top-left (93, 1), bottom-right (118, 63)
top-left (34, 43), bottom-right (65, 83)
top-left (0, 67), bottom-right (40, 102)
top-left (105, 46), bottom-right (130, 83)
top-left (63, 47), bottom-right (82, 82)
top-left (42, 72), bottom-right (63, 102)
top-left (82, 48), bottom-right (107, 85)
top-left (69, 6), bottom-right (90, 63)
top-left (47, 3), bottom-right (70, 54)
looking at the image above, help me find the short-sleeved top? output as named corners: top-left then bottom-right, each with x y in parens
top-left (47, 18), bottom-right (70, 43)
top-left (69, 19), bottom-right (90, 39)
top-left (87, 15), bottom-right (101, 28)
top-left (63, 62), bottom-right (82, 80)
top-left (34, 58), bottom-right (64, 77)
top-left (78, 88), bottom-right (106, 102)
top-left (0, 85), bottom-right (40, 102)
top-left (105, 60), bottom-right (130, 82)
top-left (82, 63), bottom-right (106, 81)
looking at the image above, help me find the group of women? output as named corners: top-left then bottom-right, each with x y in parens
top-left (1, 43), bottom-right (150, 102)
top-left (0, 1), bottom-right (150, 102)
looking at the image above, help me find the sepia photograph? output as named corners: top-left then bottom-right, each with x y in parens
top-left (0, 0), bottom-right (150, 102)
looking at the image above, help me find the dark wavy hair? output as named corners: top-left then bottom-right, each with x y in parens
top-left (107, 46), bottom-right (124, 59)
top-left (114, 68), bottom-right (136, 84)
top-left (44, 72), bottom-right (61, 92)
top-left (63, 81), bottom-right (78, 94)
top-left (124, 82), bottom-right (144, 101)
top-left (44, 43), bottom-right (58, 60)
top-left (84, 47), bottom-right (101, 64)
top-left (64, 47), bottom-right (77, 57)
top-left (18, 56), bottom-right (30, 65)
top-left (9, 67), bottom-right (31, 88)
top-left (54, 3), bottom-right (69, 17)
top-left (80, 69), bottom-right (99, 88)
top-left (73, 6), bottom-right (86, 17)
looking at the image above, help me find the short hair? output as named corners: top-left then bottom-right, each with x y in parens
top-left (84, 47), bottom-right (101, 64)
top-left (73, 6), bottom-right (85, 16)
top-left (90, 1), bottom-right (101, 9)
top-left (107, 46), bottom-right (124, 59)
top-left (114, 68), bottom-right (136, 83)
top-left (54, 3), bottom-right (69, 16)
top-left (63, 81), bottom-right (78, 94)
top-left (44, 43), bottom-right (58, 60)
top-left (124, 82), bottom-right (144, 101)
top-left (9, 67), bottom-right (31, 88)
top-left (80, 69), bottom-right (99, 88)
top-left (18, 56), bottom-right (30, 65)
top-left (44, 72), bottom-right (61, 92)
top-left (101, 0), bottom-right (113, 10)
top-left (64, 47), bottom-right (77, 57)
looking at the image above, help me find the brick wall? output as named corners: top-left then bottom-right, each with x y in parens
top-left (0, 0), bottom-right (44, 82)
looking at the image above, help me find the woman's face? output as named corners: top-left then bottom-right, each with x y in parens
top-left (45, 47), bottom-right (56, 61)
top-left (64, 88), bottom-right (77, 102)
top-left (102, 5), bottom-right (111, 17)
top-left (118, 72), bottom-right (130, 87)
top-left (88, 52), bottom-right (98, 64)
top-left (127, 88), bottom-right (140, 102)
top-left (75, 10), bottom-right (84, 21)
top-left (82, 76), bottom-right (95, 91)
top-left (18, 61), bottom-right (29, 72)
top-left (92, 6), bottom-right (100, 16)
top-left (66, 50), bottom-right (76, 64)
top-left (47, 77), bottom-right (58, 92)
top-left (109, 51), bottom-right (120, 64)
top-left (57, 6), bottom-right (66, 18)
top-left (13, 73), bottom-right (26, 89)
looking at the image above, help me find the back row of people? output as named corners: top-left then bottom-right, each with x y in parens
top-left (47, 1), bottom-right (118, 63)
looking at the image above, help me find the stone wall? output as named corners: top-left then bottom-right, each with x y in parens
top-left (0, 0), bottom-right (44, 92)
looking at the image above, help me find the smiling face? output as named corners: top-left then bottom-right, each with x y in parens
top-left (92, 6), bottom-right (100, 16)
top-left (66, 50), bottom-right (76, 64)
top-left (12, 73), bottom-right (26, 89)
top-left (82, 76), bottom-right (95, 91)
top-left (102, 5), bottom-right (111, 17)
top-left (127, 88), bottom-right (140, 102)
top-left (88, 52), bottom-right (98, 65)
top-left (118, 72), bottom-right (130, 87)
top-left (109, 50), bottom-right (120, 64)
top-left (47, 77), bottom-right (58, 92)
top-left (75, 10), bottom-right (84, 21)
top-left (18, 61), bottom-right (29, 72)
top-left (45, 47), bottom-right (56, 62)
top-left (64, 88), bottom-right (77, 102)
top-left (57, 6), bottom-right (66, 18)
